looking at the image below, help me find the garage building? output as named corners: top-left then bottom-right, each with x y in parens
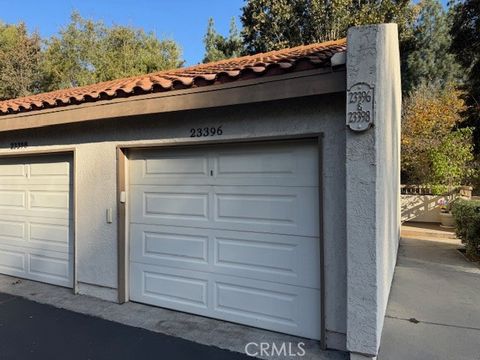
top-left (0, 24), bottom-right (400, 359)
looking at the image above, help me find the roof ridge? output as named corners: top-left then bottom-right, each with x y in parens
top-left (175, 38), bottom-right (347, 71)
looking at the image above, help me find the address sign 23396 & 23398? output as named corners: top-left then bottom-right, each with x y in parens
top-left (347, 83), bottom-right (374, 132)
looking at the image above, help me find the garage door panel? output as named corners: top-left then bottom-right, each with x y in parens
top-left (213, 278), bottom-right (320, 338)
top-left (0, 190), bottom-right (25, 209)
top-left (28, 251), bottom-right (71, 286)
top-left (131, 264), bottom-right (208, 311)
top-left (132, 225), bottom-right (208, 265)
top-left (130, 225), bottom-right (211, 270)
top-left (215, 237), bottom-right (297, 275)
top-left (215, 150), bottom-right (295, 177)
top-left (130, 224), bottom-right (319, 288)
top-left (0, 247), bottom-right (26, 273)
top-left (130, 263), bottom-right (321, 339)
top-left (141, 187), bottom-right (210, 221)
top-left (0, 219), bottom-right (25, 241)
top-left (0, 159), bottom-right (71, 185)
top-left (214, 234), bottom-right (320, 288)
top-left (30, 190), bottom-right (69, 211)
top-left (214, 282), bottom-right (296, 325)
top-left (0, 164), bottom-right (26, 177)
top-left (142, 156), bottom-right (208, 177)
top-left (29, 222), bottom-right (70, 251)
top-left (130, 150), bottom-right (211, 185)
top-left (0, 220), bottom-right (27, 249)
top-left (29, 161), bottom-right (70, 178)
top-left (213, 142), bottom-right (317, 186)
top-left (215, 193), bottom-right (296, 224)
top-left (214, 186), bottom-right (318, 236)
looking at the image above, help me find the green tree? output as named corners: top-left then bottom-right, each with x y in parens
top-left (41, 11), bottom-right (182, 90)
top-left (0, 22), bottom-right (42, 99)
top-left (240, 0), bottom-right (416, 54)
top-left (202, 17), bottom-right (243, 63)
top-left (96, 25), bottom-right (182, 82)
top-left (429, 128), bottom-right (475, 189)
top-left (450, 0), bottom-right (480, 152)
top-left (41, 12), bottom-right (101, 89)
top-left (404, 0), bottom-right (461, 93)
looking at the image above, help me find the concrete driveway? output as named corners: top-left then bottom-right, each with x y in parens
top-left (0, 292), bottom-right (251, 360)
top-left (378, 233), bottom-right (480, 360)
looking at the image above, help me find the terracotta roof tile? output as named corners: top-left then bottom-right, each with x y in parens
top-left (0, 38), bottom-right (346, 116)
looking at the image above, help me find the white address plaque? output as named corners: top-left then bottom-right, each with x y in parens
top-left (347, 83), bottom-right (374, 132)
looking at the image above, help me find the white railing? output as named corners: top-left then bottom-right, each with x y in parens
top-left (401, 186), bottom-right (472, 223)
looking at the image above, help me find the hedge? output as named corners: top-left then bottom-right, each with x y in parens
top-left (451, 199), bottom-right (480, 257)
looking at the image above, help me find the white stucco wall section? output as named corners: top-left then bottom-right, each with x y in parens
top-left (346, 24), bottom-right (401, 357)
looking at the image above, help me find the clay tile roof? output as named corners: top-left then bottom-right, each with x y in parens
top-left (0, 38), bottom-right (346, 116)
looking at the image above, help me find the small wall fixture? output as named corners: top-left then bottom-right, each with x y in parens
top-left (106, 208), bottom-right (113, 224)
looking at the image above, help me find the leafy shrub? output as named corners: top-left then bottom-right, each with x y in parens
top-left (429, 128), bottom-right (475, 187)
top-left (451, 199), bottom-right (480, 257)
top-left (401, 83), bottom-right (466, 184)
top-left (401, 83), bottom-right (478, 190)
top-left (430, 184), bottom-right (452, 196)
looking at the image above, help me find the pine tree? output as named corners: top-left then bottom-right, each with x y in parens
top-left (203, 18), bottom-right (226, 63)
top-left (202, 17), bottom-right (244, 63)
top-left (450, 0), bottom-right (480, 152)
top-left (404, 0), bottom-right (461, 93)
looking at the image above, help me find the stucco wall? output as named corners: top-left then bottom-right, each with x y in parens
top-left (374, 23), bottom-right (402, 354)
top-left (346, 24), bottom-right (401, 357)
top-left (0, 94), bottom-right (347, 341)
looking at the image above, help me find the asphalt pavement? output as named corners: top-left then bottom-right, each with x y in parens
top-left (0, 292), bottom-right (252, 360)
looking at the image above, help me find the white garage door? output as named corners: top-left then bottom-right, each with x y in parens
top-left (129, 140), bottom-right (321, 339)
top-left (0, 155), bottom-right (73, 287)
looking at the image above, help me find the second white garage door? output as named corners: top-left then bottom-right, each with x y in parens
top-left (129, 140), bottom-right (321, 339)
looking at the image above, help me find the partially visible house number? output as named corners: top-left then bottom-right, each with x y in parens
top-left (347, 83), bottom-right (374, 132)
top-left (10, 141), bottom-right (28, 149)
top-left (190, 125), bottom-right (223, 137)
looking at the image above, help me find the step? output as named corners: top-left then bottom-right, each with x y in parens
top-left (401, 223), bottom-right (458, 240)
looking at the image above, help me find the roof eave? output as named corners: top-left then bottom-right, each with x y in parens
top-left (0, 67), bottom-right (345, 133)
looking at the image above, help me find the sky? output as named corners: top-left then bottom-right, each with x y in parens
top-left (0, 0), bottom-right (450, 66)
top-left (0, 0), bottom-right (245, 66)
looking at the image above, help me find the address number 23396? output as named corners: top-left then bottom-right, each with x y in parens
top-left (190, 125), bottom-right (223, 138)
